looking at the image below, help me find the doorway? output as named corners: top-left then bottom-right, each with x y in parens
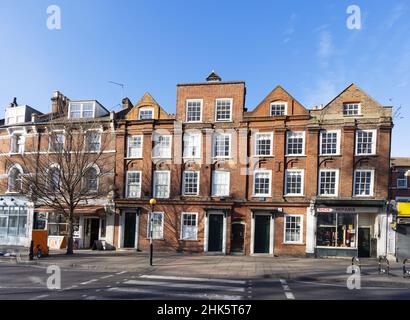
top-left (358, 227), bottom-right (371, 258)
top-left (231, 223), bottom-right (245, 254)
top-left (208, 214), bottom-right (224, 252)
top-left (123, 213), bottom-right (137, 248)
top-left (254, 215), bottom-right (271, 254)
top-left (84, 218), bottom-right (100, 249)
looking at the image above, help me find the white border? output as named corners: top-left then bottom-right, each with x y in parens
top-left (284, 169), bottom-right (305, 196)
top-left (180, 212), bottom-right (198, 241)
top-left (253, 169), bottom-right (272, 197)
top-left (186, 99), bottom-right (203, 123)
top-left (318, 169), bottom-right (339, 197)
top-left (215, 98), bottom-right (233, 122)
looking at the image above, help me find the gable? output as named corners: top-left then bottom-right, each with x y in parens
top-left (248, 86), bottom-right (309, 117)
top-left (316, 84), bottom-right (391, 118)
top-left (125, 93), bottom-right (171, 120)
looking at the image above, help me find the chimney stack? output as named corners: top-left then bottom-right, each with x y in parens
top-left (121, 97), bottom-right (133, 109)
top-left (51, 91), bottom-right (69, 115)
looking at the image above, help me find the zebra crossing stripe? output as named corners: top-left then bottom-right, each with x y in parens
top-left (139, 275), bottom-right (246, 285)
top-left (124, 279), bottom-right (245, 292)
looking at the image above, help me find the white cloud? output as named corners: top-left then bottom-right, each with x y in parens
top-left (385, 2), bottom-right (406, 29)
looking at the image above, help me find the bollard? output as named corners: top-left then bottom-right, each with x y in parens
top-left (29, 240), bottom-right (34, 261)
top-left (403, 259), bottom-right (410, 278)
top-left (351, 256), bottom-right (361, 274)
top-left (378, 256), bottom-right (390, 276)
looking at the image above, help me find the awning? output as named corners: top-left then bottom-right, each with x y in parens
top-left (34, 206), bottom-right (106, 217)
top-left (398, 202), bottom-right (410, 217)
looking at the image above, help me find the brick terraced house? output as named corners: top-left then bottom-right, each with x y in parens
top-left (112, 72), bottom-right (394, 258)
top-left (0, 72), bottom-right (394, 258)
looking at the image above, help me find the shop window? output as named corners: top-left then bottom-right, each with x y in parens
top-left (47, 212), bottom-right (68, 236)
top-left (317, 212), bottom-right (356, 248)
top-left (0, 206), bottom-right (28, 238)
top-left (34, 212), bottom-right (48, 230)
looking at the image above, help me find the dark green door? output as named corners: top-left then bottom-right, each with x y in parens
top-left (124, 213), bottom-right (136, 248)
top-left (254, 215), bottom-right (271, 254)
top-left (208, 215), bottom-right (223, 252)
top-left (358, 228), bottom-right (370, 258)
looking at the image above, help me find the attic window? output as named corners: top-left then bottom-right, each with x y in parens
top-left (139, 107), bottom-right (154, 120)
top-left (69, 102), bottom-right (95, 119)
top-left (270, 102), bottom-right (287, 116)
top-left (343, 103), bottom-right (361, 116)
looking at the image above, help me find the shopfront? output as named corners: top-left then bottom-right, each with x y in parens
top-left (33, 206), bottom-right (114, 250)
top-left (396, 202), bottom-right (410, 261)
top-left (313, 203), bottom-right (385, 258)
top-left (0, 196), bottom-right (33, 247)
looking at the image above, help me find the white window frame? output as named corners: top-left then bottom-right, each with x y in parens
top-left (138, 107), bottom-right (154, 120)
top-left (254, 132), bottom-right (273, 157)
top-left (284, 169), bottom-right (305, 196)
top-left (213, 132), bottom-right (232, 159)
top-left (353, 169), bottom-right (375, 197)
top-left (147, 212), bottom-right (164, 240)
top-left (152, 135), bottom-right (172, 159)
top-left (153, 170), bottom-right (171, 199)
top-left (320, 130), bottom-right (341, 156)
top-left (286, 131), bottom-right (305, 156)
top-left (183, 132), bottom-right (202, 159)
top-left (125, 171), bottom-right (142, 198)
top-left (343, 103), bottom-right (361, 116)
top-left (48, 131), bottom-right (65, 152)
top-left (10, 132), bottom-right (25, 154)
top-left (180, 212), bottom-right (198, 241)
top-left (182, 171), bottom-right (200, 196)
top-left (397, 169), bottom-right (408, 189)
top-left (82, 164), bottom-right (100, 193)
top-left (215, 98), bottom-right (233, 122)
top-left (212, 170), bottom-right (230, 197)
top-left (318, 169), bottom-right (339, 197)
top-left (270, 101), bottom-right (288, 116)
top-left (84, 130), bottom-right (102, 152)
top-left (355, 129), bottom-right (377, 156)
top-left (68, 102), bottom-right (96, 119)
top-left (127, 135), bottom-right (143, 158)
top-left (283, 214), bottom-right (304, 244)
top-left (253, 170), bottom-right (272, 197)
top-left (186, 99), bottom-right (203, 123)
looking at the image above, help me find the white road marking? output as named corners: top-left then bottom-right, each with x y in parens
top-left (139, 275), bottom-right (246, 285)
top-left (29, 294), bottom-right (49, 300)
top-left (293, 280), bottom-right (410, 290)
top-left (107, 287), bottom-right (244, 300)
top-left (280, 279), bottom-right (295, 300)
top-left (124, 279), bottom-right (245, 292)
top-left (116, 271), bottom-right (127, 275)
top-left (80, 279), bottom-right (98, 285)
top-left (100, 275), bottom-right (114, 279)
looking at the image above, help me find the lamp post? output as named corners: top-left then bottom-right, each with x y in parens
top-left (149, 198), bottom-right (157, 266)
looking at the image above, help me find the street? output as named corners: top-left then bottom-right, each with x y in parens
top-left (1, 263), bottom-right (410, 300)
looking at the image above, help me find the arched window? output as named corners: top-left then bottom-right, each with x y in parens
top-left (8, 166), bottom-right (23, 192)
top-left (48, 166), bottom-right (61, 191)
top-left (84, 166), bottom-right (99, 192)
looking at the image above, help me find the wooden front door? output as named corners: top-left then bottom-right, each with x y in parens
top-left (254, 215), bottom-right (271, 254)
top-left (124, 213), bottom-right (136, 248)
top-left (208, 214), bottom-right (223, 252)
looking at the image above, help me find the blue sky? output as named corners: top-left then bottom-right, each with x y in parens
top-left (0, 0), bottom-right (409, 156)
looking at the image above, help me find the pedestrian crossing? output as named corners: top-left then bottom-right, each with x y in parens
top-left (87, 274), bottom-right (251, 300)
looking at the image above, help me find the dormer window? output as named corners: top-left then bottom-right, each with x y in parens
top-left (343, 103), bottom-right (361, 116)
top-left (270, 102), bottom-right (287, 116)
top-left (68, 102), bottom-right (95, 119)
top-left (139, 107), bottom-right (154, 120)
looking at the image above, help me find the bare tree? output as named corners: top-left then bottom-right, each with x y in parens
top-left (3, 120), bottom-right (115, 254)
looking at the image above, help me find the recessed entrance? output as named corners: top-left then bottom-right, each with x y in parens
top-left (208, 214), bottom-right (224, 252)
top-left (84, 218), bottom-right (100, 249)
top-left (231, 223), bottom-right (245, 253)
top-left (254, 215), bottom-right (271, 254)
top-left (358, 227), bottom-right (371, 258)
top-left (123, 213), bottom-right (137, 248)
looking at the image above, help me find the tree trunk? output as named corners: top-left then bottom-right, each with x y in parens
top-left (66, 209), bottom-right (75, 255)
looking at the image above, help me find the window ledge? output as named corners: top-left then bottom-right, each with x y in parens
top-left (320, 154), bottom-right (341, 157)
top-left (284, 194), bottom-right (305, 197)
top-left (355, 154), bottom-right (377, 157)
top-left (125, 157), bottom-right (143, 160)
top-left (178, 239), bottom-right (199, 242)
top-left (282, 242), bottom-right (305, 245)
top-left (285, 154), bottom-right (306, 157)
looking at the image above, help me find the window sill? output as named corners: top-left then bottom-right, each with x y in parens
top-left (284, 194), bottom-right (305, 197)
top-left (355, 154), bottom-right (377, 157)
top-left (282, 242), bottom-right (304, 245)
top-left (178, 239), bottom-right (199, 242)
top-left (320, 154), bottom-right (341, 157)
top-left (285, 154), bottom-right (306, 157)
top-left (125, 157), bottom-right (143, 160)
top-left (252, 195), bottom-right (271, 198)
top-left (253, 155), bottom-right (274, 158)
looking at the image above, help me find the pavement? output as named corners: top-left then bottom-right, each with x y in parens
top-left (1, 248), bottom-right (410, 288)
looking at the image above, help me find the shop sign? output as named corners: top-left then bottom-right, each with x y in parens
top-left (317, 207), bottom-right (356, 213)
top-left (398, 202), bottom-right (410, 217)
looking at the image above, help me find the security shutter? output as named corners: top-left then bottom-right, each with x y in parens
top-left (397, 225), bottom-right (410, 261)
